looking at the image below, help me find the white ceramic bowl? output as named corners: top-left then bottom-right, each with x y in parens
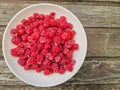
top-left (2, 3), bottom-right (87, 87)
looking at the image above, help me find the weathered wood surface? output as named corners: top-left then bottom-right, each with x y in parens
top-left (0, 3), bottom-right (120, 27)
top-left (0, 0), bottom-right (120, 89)
top-left (0, 84), bottom-right (120, 90)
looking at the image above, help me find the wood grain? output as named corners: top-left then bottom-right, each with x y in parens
top-left (0, 0), bottom-right (120, 3)
top-left (0, 3), bottom-right (120, 27)
top-left (0, 57), bottom-right (120, 85)
top-left (0, 27), bottom-right (120, 57)
top-left (75, 84), bottom-right (120, 90)
top-left (0, 84), bottom-right (120, 90)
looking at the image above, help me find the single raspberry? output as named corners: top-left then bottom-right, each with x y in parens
top-left (66, 64), bottom-right (73, 72)
top-left (35, 66), bottom-right (42, 72)
top-left (58, 66), bottom-right (66, 74)
top-left (11, 37), bottom-right (22, 45)
top-left (61, 32), bottom-right (70, 41)
top-left (44, 69), bottom-right (51, 75)
top-left (18, 59), bottom-right (26, 66)
top-left (10, 29), bottom-right (19, 37)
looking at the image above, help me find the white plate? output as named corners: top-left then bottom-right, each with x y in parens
top-left (2, 3), bottom-right (87, 87)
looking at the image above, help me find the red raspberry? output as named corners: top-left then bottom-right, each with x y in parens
top-left (39, 37), bottom-right (46, 43)
top-left (18, 29), bottom-right (25, 35)
top-left (66, 64), bottom-right (73, 72)
top-left (62, 32), bottom-right (70, 41)
top-left (52, 46), bottom-right (60, 53)
top-left (70, 30), bottom-right (76, 36)
top-left (37, 55), bottom-right (44, 65)
top-left (25, 25), bottom-right (33, 35)
top-left (37, 43), bottom-right (43, 50)
top-left (44, 69), bottom-right (51, 75)
top-left (60, 16), bottom-right (66, 22)
top-left (46, 53), bottom-right (54, 60)
top-left (10, 29), bottom-right (19, 37)
top-left (52, 63), bottom-right (59, 72)
top-left (67, 51), bottom-right (73, 58)
top-left (56, 28), bottom-right (63, 35)
top-left (18, 59), bottom-right (26, 66)
top-left (16, 24), bottom-right (24, 29)
top-left (39, 14), bottom-right (45, 19)
top-left (54, 56), bottom-right (61, 62)
top-left (64, 40), bottom-right (75, 48)
top-left (31, 32), bottom-right (40, 40)
top-left (21, 19), bottom-right (28, 25)
top-left (26, 57), bottom-right (37, 65)
top-left (35, 66), bottom-right (42, 72)
top-left (63, 48), bottom-right (69, 54)
top-left (58, 66), bottom-right (66, 74)
top-left (73, 44), bottom-right (79, 50)
top-left (22, 34), bottom-right (28, 42)
top-left (71, 59), bottom-right (76, 65)
top-left (11, 37), bottom-right (21, 45)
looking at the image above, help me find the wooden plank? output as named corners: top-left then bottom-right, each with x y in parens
top-left (0, 3), bottom-right (120, 27)
top-left (0, 84), bottom-right (120, 90)
top-left (75, 0), bottom-right (120, 2)
top-left (0, 57), bottom-right (120, 85)
top-left (0, 85), bottom-right (76, 90)
top-left (0, 0), bottom-right (120, 3)
top-left (75, 84), bottom-right (120, 90)
top-left (0, 27), bottom-right (120, 57)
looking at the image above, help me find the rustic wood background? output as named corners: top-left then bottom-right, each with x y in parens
top-left (0, 0), bottom-right (120, 90)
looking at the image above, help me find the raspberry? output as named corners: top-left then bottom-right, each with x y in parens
top-left (58, 66), bottom-right (66, 74)
top-left (11, 37), bottom-right (21, 45)
top-left (73, 44), bottom-right (79, 50)
top-left (60, 16), bottom-right (66, 22)
top-left (10, 29), bottom-right (19, 37)
top-left (16, 24), bottom-right (24, 29)
top-left (43, 59), bottom-right (51, 66)
top-left (56, 28), bottom-right (63, 35)
top-left (37, 43), bottom-right (43, 50)
top-left (71, 59), bottom-right (76, 65)
top-left (26, 57), bottom-right (37, 65)
top-left (37, 55), bottom-right (44, 65)
top-left (35, 66), bottom-right (42, 72)
top-left (66, 64), bottom-right (73, 72)
top-left (10, 12), bottom-right (79, 75)
top-left (63, 48), bottom-right (69, 54)
top-left (26, 25), bottom-right (33, 35)
top-left (21, 19), bottom-right (28, 25)
top-left (22, 34), bottom-right (28, 42)
top-left (67, 51), bottom-right (73, 58)
top-left (62, 32), bottom-right (70, 41)
top-left (44, 69), bottom-right (51, 75)
top-left (46, 53), bottom-right (54, 60)
top-left (18, 29), bottom-right (25, 35)
top-left (54, 56), bottom-right (61, 62)
top-left (52, 46), bottom-right (60, 53)
top-left (64, 40), bottom-right (75, 48)
top-left (52, 63), bottom-right (59, 72)
top-left (31, 33), bottom-right (40, 40)
top-left (70, 30), bottom-right (76, 36)
top-left (18, 59), bottom-right (26, 66)
top-left (39, 37), bottom-right (46, 43)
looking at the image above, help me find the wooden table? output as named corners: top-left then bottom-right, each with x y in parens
top-left (0, 0), bottom-right (120, 90)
